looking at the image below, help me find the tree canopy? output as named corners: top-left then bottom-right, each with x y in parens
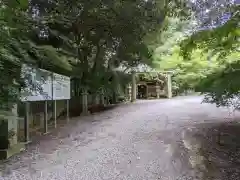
top-left (1, 0), bottom-right (238, 109)
top-left (151, 1), bottom-right (239, 106)
top-left (180, 1), bottom-right (239, 59)
top-left (178, 1), bottom-right (239, 106)
top-left (0, 0), bottom-right (192, 108)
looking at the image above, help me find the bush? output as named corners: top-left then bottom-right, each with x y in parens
top-left (117, 96), bottom-right (126, 102)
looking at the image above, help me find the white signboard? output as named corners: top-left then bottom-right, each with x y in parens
top-left (53, 73), bottom-right (71, 100)
top-left (21, 64), bottom-right (70, 101)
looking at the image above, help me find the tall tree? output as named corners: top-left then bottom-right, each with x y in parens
top-left (31, 0), bottom-right (186, 94)
top-left (0, 0), bottom-right (192, 107)
top-left (0, 0), bottom-right (31, 109)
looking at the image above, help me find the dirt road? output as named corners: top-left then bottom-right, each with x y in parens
top-left (1, 96), bottom-right (240, 180)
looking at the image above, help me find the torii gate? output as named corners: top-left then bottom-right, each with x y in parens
top-left (129, 71), bottom-right (172, 102)
top-left (126, 65), bottom-right (173, 102)
top-left (114, 64), bottom-right (173, 102)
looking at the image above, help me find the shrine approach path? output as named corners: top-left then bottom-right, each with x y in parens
top-left (1, 96), bottom-right (240, 180)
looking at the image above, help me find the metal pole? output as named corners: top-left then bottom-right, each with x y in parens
top-left (44, 101), bottom-right (48, 134)
top-left (52, 72), bottom-right (57, 128)
top-left (66, 99), bottom-right (69, 122)
top-left (54, 100), bottom-right (57, 128)
top-left (24, 102), bottom-right (30, 143)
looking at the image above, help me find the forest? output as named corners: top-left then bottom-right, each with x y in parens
top-left (0, 0), bottom-right (239, 110)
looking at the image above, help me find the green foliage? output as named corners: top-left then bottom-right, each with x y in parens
top-left (150, 9), bottom-right (240, 108)
top-left (145, 17), bottom-right (189, 54)
top-left (177, 5), bottom-right (240, 107)
top-left (0, 1), bottom-right (28, 108)
top-left (180, 6), bottom-right (239, 60)
top-left (155, 48), bottom-right (218, 92)
top-left (197, 58), bottom-right (240, 108)
top-left (33, 0), bottom-right (187, 94)
top-left (155, 42), bottom-right (239, 97)
top-left (138, 73), bottom-right (166, 84)
top-left (0, 0), bottom-right (72, 108)
top-left (0, 0), bottom-right (192, 108)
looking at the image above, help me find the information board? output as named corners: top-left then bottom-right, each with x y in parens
top-left (52, 73), bottom-right (71, 100)
top-left (21, 64), bottom-right (70, 101)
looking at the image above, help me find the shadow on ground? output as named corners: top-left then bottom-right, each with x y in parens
top-left (0, 103), bottom-right (122, 173)
top-left (191, 120), bottom-right (240, 179)
top-left (69, 103), bottom-right (123, 117)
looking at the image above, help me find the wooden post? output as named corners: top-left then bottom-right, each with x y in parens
top-left (156, 83), bottom-right (160, 99)
top-left (10, 104), bottom-right (18, 146)
top-left (128, 84), bottom-right (132, 101)
top-left (131, 71), bottom-right (137, 102)
top-left (24, 102), bottom-right (30, 143)
top-left (81, 89), bottom-right (89, 115)
top-left (52, 72), bottom-right (57, 128)
top-left (95, 94), bottom-right (100, 105)
top-left (146, 85), bottom-right (149, 99)
top-left (105, 96), bottom-right (109, 105)
top-left (54, 100), bottom-right (57, 128)
top-left (43, 101), bottom-right (48, 134)
top-left (167, 73), bottom-right (172, 98)
top-left (66, 99), bottom-right (69, 122)
top-left (125, 85), bottom-right (128, 100)
top-left (100, 89), bottom-right (105, 106)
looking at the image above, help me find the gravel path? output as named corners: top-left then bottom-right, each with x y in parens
top-left (1, 96), bottom-right (240, 180)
